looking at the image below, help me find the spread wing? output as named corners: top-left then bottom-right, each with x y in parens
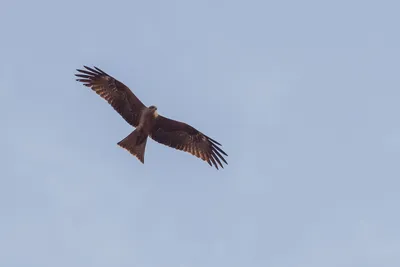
top-left (75, 66), bottom-right (146, 127)
top-left (150, 115), bottom-right (228, 169)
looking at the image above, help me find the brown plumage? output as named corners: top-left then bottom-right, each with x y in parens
top-left (75, 66), bottom-right (145, 127)
top-left (75, 65), bottom-right (228, 169)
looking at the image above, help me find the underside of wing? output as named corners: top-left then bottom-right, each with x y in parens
top-left (75, 66), bottom-right (146, 127)
top-left (150, 115), bottom-right (228, 169)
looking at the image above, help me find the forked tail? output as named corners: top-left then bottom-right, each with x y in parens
top-left (117, 129), bottom-right (148, 163)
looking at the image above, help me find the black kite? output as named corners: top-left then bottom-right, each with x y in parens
top-left (75, 66), bottom-right (228, 169)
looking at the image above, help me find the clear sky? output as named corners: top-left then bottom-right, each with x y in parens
top-left (1, 0), bottom-right (400, 266)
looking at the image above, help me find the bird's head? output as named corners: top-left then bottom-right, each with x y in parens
top-left (149, 105), bottom-right (158, 117)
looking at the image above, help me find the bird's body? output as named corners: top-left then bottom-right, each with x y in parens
top-left (75, 66), bottom-right (227, 169)
top-left (138, 106), bottom-right (158, 134)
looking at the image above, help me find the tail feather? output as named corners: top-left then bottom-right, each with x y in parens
top-left (117, 129), bottom-right (148, 163)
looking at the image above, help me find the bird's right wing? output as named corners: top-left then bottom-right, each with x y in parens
top-left (150, 115), bottom-right (228, 169)
top-left (75, 66), bottom-right (146, 127)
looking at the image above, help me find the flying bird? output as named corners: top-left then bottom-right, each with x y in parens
top-left (75, 66), bottom-right (228, 169)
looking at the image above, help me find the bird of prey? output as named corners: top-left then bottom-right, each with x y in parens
top-left (75, 66), bottom-right (228, 169)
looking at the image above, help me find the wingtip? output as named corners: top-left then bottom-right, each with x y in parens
top-left (206, 135), bottom-right (222, 146)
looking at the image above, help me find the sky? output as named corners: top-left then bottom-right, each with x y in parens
top-left (1, 0), bottom-right (400, 266)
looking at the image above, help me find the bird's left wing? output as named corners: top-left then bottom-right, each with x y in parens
top-left (150, 115), bottom-right (228, 169)
top-left (75, 66), bottom-right (146, 127)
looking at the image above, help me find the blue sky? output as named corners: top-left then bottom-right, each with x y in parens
top-left (1, 0), bottom-right (400, 266)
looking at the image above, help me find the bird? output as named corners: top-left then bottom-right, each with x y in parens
top-left (75, 65), bottom-right (228, 169)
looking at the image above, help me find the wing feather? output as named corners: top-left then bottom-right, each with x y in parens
top-left (75, 66), bottom-right (146, 127)
top-left (150, 115), bottom-right (228, 170)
